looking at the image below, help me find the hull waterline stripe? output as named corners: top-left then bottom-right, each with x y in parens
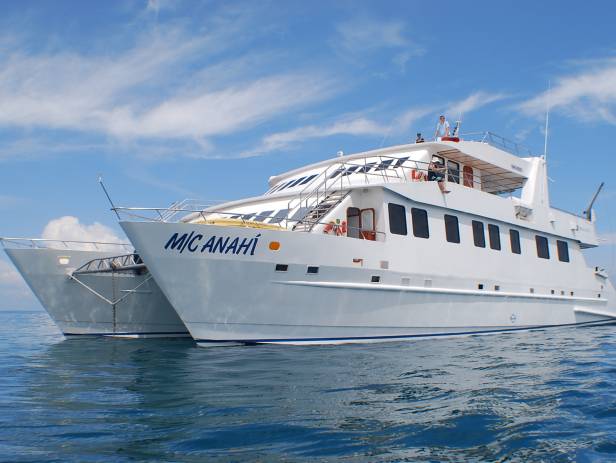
top-left (64, 331), bottom-right (190, 337)
top-left (194, 319), bottom-right (616, 344)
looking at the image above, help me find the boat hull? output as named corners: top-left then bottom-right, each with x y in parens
top-left (4, 247), bottom-right (190, 337)
top-left (120, 222), bottom-right (616, 345)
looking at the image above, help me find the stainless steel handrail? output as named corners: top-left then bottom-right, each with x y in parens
top-left (0, 237), bottom-right (133, 251)
top-left (458, 131), bottom-right (533, 156)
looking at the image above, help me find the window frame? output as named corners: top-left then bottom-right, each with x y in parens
top-left (472, 220), bottom-right (486, 248)
top-left (411, 207), bottom-right (429, 239)
top-left (557, 240), bottom-right (570, 262)
top-left (444, 214), bottom-right (460, 243)
top-left (509, 229), bottom-right (521, 254)
top-left (387, 203), bottom-right (407, 236)
top-left (535, 235), bottom-right (550, 259)
top-left (488, 224), bottom-right (501, 250)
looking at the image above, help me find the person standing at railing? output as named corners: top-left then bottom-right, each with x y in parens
top-left (434, 115), bottom-right (450, 141)
top-left (428, 158), bottom-right (450, 194)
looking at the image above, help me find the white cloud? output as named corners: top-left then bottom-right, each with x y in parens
top-left (0, 19), bottom-right (337, 159)
top-left (518, 58), bottom-right (616, 124)
top-left (446, 91), bottom-right (508, 119)
top-left (334, 17), bottom-right (423, 68)
top-left (242, 90), bottom-right (502, 157)
top-left (41, 216), bottom-right (126, 250)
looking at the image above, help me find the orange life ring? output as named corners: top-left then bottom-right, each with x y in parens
top-left (411, 169), bottom-right (424, 181)
top-left (336, 220), bottom-right (347, 236)
top-left (323, 222), bottom-right (335, 234)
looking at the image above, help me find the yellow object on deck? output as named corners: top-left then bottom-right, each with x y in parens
top-left (191, 218), bottom-right (284, 230)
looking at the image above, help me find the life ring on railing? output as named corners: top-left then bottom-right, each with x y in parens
top-left (411, 169), bottom-right (425, 181)
top-left (323, 221), bottom-right (336, 235)
top-left (336, 220), bottom-right (347, 236)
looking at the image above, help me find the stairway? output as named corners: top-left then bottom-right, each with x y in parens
top-left (292, 190), bottom-right (349, 232)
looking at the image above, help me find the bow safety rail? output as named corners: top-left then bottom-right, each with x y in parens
top-left (71, 253), bottom-right (146, 275)
top-left (0, 237), bottom-right (133, 252)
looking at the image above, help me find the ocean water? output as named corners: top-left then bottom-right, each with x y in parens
top-left (1, 312), bottom-right (616, 462)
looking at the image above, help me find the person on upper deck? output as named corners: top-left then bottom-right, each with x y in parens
top-left (428, 157), bottom-right (450, 194)
top-left (434, 115), bottom-right (450, 141)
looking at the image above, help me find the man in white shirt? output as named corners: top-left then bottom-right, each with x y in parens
top-left (434, 115), bottom-right (450, 140)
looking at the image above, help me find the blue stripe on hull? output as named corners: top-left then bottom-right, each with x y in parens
top-left (195, 319), bottom-right (616, 345)
top-left (64, 331), bottom-right (190, 337)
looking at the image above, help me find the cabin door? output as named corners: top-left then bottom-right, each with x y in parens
top-left (346, 207), bottom-right (361, 238)
top-left (360, 208), bottom-right (376, 241)
top-left (463, 166), bottom-right (474, 187)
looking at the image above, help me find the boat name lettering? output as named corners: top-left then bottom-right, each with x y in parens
top-left (164, 232), bottom-right (261, 255)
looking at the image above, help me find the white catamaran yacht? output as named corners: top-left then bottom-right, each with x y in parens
top-left (2, 238), bottom-right (189, 337)
top-left (117, 132), bottom-right (616, 345)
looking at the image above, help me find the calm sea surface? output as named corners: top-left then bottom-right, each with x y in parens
top-left (1, 311), bottom-right (616, 462)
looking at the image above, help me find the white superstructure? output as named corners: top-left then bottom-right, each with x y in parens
top-left (117, 132), bottom-right (616, 345)
top-left (2, 238), bottom-right (189, 337)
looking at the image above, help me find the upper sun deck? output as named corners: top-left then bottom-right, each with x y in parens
top-left (265, 132), bottom-right (534, 199)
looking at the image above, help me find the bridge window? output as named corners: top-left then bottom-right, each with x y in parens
top-left (557, 240), bottom-right (570, 262)
top-left (488, 224), bottom-right (501, 250)
top-left (411, 208), bottom-right (429, 239)
top-left (509, 229), bottom-right (521, 254)
top-left (535, 235), bottom-right (550, 259)
top-left (388, 203), bottom-right (407, 236)
top-left (299, 174), bottom-right (318, 185)
top-left (472, 220), bottom-right (485, 248)
top-left (444, 214), bottom-right (460, 243)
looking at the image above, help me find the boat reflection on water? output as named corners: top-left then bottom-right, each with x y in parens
top-left (7, 316), bottom-right (615, 461)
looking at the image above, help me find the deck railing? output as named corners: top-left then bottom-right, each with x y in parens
top-left (0, 237), bottom-right (133, 252)
top-left (459, 131), bottom-right (533, 156)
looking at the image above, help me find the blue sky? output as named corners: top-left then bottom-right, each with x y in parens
top-left (2, 0), bottom-right (616, 309)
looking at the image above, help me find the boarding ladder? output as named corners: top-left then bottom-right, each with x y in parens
top-left (292, 190), bottom-right (350, 232)
top-left (69, 254), bottom-right (152, 305)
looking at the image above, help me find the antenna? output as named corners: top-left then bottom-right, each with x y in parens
top-left (543, 81), bottom-right (551, 160)
top-left (98, 176), bottom-right (121, 220)
top-left (584, 182), bottom-right (604, 221)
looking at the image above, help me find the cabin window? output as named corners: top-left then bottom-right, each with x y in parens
top-left (444, 214), bottom-right (460, 243)
top-left (347, 207), bottom-right (361, 238)
top-left (253, 210), bottom-right (274, 222)
top-left (463, 166), bottom-right (474, 188)
top-left (535, 235), bottom-right (550, 259)
top-left (509, 229), bottom-right (521, 254)
top-left (241, 212), bottom-right (256, 221)
top-left (360, 208), bottom-right (376, 240)
top-left (488, 224), bottom-right (501, 250)
top-left (447, 160), bottom-right (460, 184)
top-left (411, 208), bottom-right (429, 238)
top-left (557, 240), bottom-right (570, 262)
top-left (388, 203), bottom-right (407, 236)
top-left (341, 165), bottom-right (360, 177)
top-left (286, 176), bottom-right (307, 188)
top-left (269, 209), bottom-right (289, 224)
top-left (375, 159), bottom-right (395, 171)
top-left (472, 220), bottom-right (485, 248)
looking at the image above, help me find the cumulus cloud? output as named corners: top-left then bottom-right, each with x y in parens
top-left (41, 216), bottom-right (126, 251)
top-left (518, 58), bottom-right (616, 125)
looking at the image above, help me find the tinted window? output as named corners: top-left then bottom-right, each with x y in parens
top-left (536, 235), bottom-right (550, 259)
top-left (444, 215), bottom-right (460, 243)
top-left (299, 174), bottom-right (318, 185)
top-left (488, 224), bottom-right (501, 250)
top-left (388, 203), bottom-right (407, 236)
top-left (509, 229), bottom-right (521, 254)
top-left (472, 220), bottom-right (485, 248)
top-left (557, 240), bottom-right (570, 262)
top-left (411, 208), bottom-right (429, 238)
